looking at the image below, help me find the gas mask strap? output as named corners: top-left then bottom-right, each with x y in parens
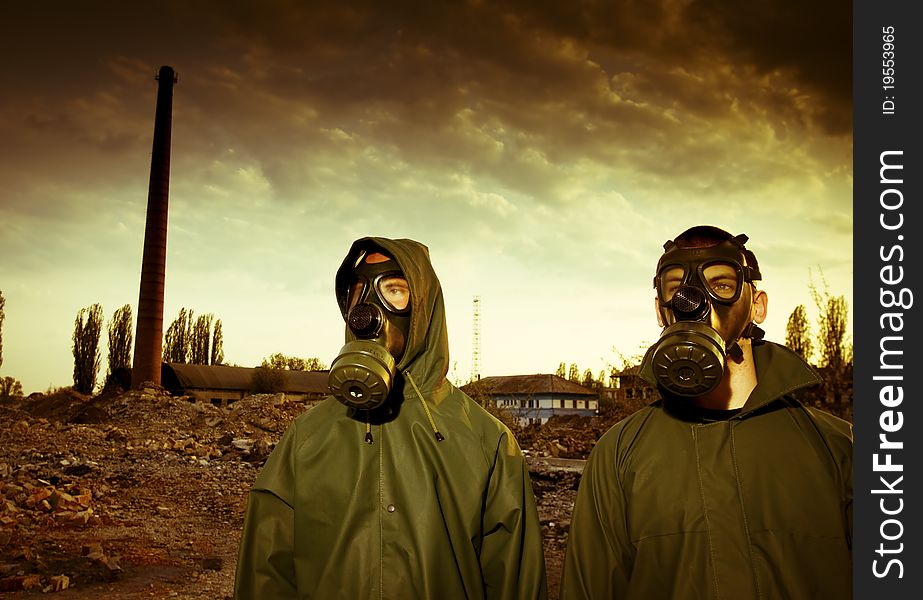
top-left (403, 370), bottom-right (445, 443)
top-left (727, 322), bottom-right (766, 362)
top-left (727, 342), bottom-right (744, 362)
top-left (747, 323), bottom-right (766, 341)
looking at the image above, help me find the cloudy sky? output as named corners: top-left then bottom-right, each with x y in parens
top-left (0, 0), bottom-right (851, 394)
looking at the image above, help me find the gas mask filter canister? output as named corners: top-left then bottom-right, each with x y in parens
top-left (328, 338), bottom-right (396, 410)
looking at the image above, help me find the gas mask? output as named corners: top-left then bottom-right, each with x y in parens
top-left (647, 234), bottom-right (762, 397)
top-left (328, 250), bottom-right (411, 410)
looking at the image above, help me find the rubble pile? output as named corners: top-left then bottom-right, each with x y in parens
top-left (517, 414), bottom-right (610, 459)
top-left (1, 390), bottom-right (589, 599)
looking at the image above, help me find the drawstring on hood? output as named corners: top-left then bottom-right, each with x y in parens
top-left (405, 370), bottom-right (445, 442)
top-left (357, 371), bottom-right (445, 444)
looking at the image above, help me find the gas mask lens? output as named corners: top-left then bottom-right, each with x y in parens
top-left (657, 261), bottom-right (742, 304)
top-left (346, 274), bottom-right (410, 313)
top-left (377, 275), bottom-right (410, 312)
top-left (347, 281), bottom-right (364, 310)
top-left (701, 262), bottom-right (740, 301)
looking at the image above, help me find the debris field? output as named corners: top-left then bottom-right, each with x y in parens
top-left (0, 387), bottom-right (607, 599)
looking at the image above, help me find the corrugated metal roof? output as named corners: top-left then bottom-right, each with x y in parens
top-left (163, 363), bottom-right (329, 394)
top-left (461, 374), bottom-right (596, 397)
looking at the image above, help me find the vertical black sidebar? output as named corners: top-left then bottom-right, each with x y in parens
top-left (853, 1), bottom-right (921, 597)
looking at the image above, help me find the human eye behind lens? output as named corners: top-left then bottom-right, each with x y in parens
top-left (712, 280), bottom-right (733, 291)
top-left (379, 277), bottom-right (410, 309)
top-left (660, 267), bottom-right (684, 299)
top-left (708, 277), bottom-right (737, 298)
top-left (702, 264), bottom-right (738, 298)
top-left (663, 282), bottom-right (681, 299)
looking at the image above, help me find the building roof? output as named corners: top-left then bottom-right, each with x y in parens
top-left (461, 374), bottom-right (596, 397)
top-left (162, 363), bottom-right (329, 395)
top-left (612, 364), bottom-right (643, 377)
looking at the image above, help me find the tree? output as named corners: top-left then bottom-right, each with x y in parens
top-left (811, 287), bottom-right (849, 375)
top-left (190, 313), bottom-right (214, 365)
top-left (568, 363), bottom-right (580, 382)
top-left (73, 303), bottom-right (103, 394)
top-left (598, 369), bottom-right (608, 387)
top-left (784, 304), bottom-right (813, 362)
top-left (303, 357), bottom-right (327, 371)
top-left (555, 362), bottom-right (566, 378)
top-left (251, 365), bottom-right (286, 393)
top-left (107, 304), bottom-right (133, 378)
top-left (810, 275), bottom-right (851, 408)
top-left (0, 376), bottom-right (23, 403)
top-left (164, 308), bottom-right (224, 365)
top-left (0, 289), bottom-right (5, 370)
top-left (163, 308), bottom-right (193, 363)
top-left (211, 319), bottom-right (224, 365)
top-left (263, 353), bottom-right (327, 371)
top-left (582, 368), bottom-right (595, 387)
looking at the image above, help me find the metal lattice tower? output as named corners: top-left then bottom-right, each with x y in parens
top-left (471, 296), bottom-right (481, 381)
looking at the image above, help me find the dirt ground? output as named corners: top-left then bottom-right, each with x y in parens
top-left (1, 387), bottom-right (601, 599)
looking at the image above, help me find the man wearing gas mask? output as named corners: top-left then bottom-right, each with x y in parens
top-left (561, 226), bottom-right (852, 599)
top-left (235, 237), bottom-right (547, 600)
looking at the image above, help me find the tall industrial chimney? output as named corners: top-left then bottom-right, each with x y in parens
top-left (132, 65), bottom-right (177, 388)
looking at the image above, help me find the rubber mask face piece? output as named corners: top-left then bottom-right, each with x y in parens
top-left (328, 251), bottom-right (412, 410)
top-left (648, 237), bottom-right (760, 397)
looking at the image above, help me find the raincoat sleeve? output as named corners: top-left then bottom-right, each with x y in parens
top-left (234, 425), bottom-right (299, 600)
top-left (560, 435), bottom-right (633, 599)
top-left (480, 431), bottom-right (548, 600)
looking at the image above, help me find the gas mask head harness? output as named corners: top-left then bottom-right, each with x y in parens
top-left (328, 248), bottom-right (411, 410)
top-left (648, 230), bottom-right (763, 397)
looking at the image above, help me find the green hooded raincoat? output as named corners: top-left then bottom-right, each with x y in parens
top-left (561, 341), bottom-right (852, 599)
top-left (235, 237), bottom-right (547, 600)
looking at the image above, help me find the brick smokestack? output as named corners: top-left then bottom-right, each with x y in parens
top-left (132, 65), bottom-right (177, 388)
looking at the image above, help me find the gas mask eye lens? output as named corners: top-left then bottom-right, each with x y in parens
top-left (377, 275), bottom-right (410, 312)
top-left (702, 263), bottom-right (740, 300)
top-left (347, 280), bottom-right (365, 309)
